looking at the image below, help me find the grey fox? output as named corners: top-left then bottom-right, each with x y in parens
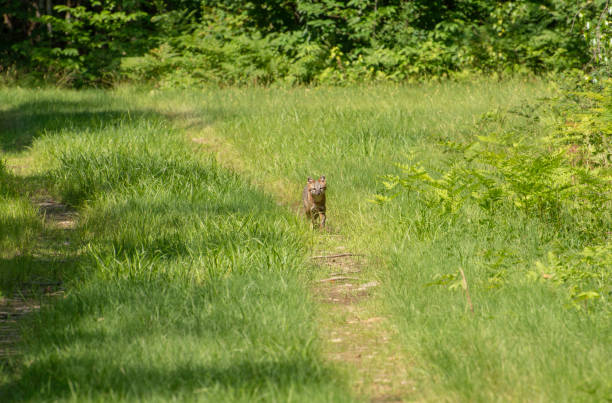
top-left (303, 176), bottom-right (326, 228)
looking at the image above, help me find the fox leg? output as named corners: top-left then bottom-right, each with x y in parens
top-left (319, 212), bottom-right (326, 228)
top-left (311, 210), bottom-right (319, 229)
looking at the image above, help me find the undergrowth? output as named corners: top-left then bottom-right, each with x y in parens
top-left (377, 80), bottom-right (611, 312)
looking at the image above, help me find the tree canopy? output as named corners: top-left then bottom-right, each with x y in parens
top-left (1, 1), bottom-right (610, 86)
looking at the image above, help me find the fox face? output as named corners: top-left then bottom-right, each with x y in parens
top-left (307, 176), bottom-right (326, 201)
top-left (303, 175), bottom-right (327, 228)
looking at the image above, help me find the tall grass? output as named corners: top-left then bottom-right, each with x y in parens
top-left (0, 89), bottom-right (350, 401)
top-left (1, 81), bottom-right (610, 401)
top-left (0, 160), bottom-right (41, 258)
top-left (155, 80), bottom-right (610, 402)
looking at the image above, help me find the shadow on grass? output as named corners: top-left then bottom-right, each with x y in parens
top-left (0, 254), bottom-right (81, 298)
top-left (0, 91), bottom-right (327, 400)
top-left (0, 101), bottom-right (150, 152)
top-left (0, 271), bottom-right (334, 401)
top-left (82, 195), bottom-right (292, 259)
top-left (1, 356), bottom-right (333, 401)
top-left (0, 164), bottom-right (83, 296)
top-left (0, 97), bottom-right (236, 152)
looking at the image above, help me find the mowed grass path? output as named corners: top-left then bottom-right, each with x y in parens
top-left (0, 88), bottom-right (351, 401)
top-left (1, 82), bottom-right (610, 402)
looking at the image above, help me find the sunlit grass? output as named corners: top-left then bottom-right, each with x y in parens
top-left (1, 80), bottom-right (610, 401)
top-left (0, 88), bottom-right (351, 402)
top-left (161, 80), bottom-right (610, 402)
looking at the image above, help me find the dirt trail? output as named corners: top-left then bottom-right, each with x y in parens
top-left (191, 131), bottom-right (414, 401)
top-left (0, 198), bottom-right (71, 360)
top-left (312, 249), bottom-right (414, 401)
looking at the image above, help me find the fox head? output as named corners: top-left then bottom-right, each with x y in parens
top-left (307, 176), bottom-right (326, 201)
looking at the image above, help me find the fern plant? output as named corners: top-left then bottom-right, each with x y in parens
top-left (377, 82), bottom-right (612, 308)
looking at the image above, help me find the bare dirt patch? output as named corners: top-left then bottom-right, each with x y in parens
top-left (0, 197), bottom-right (72, 361)
top-left (0, 283), bottom-right (64, 360)
top-left (36, 199), bottom-right (77, 230)
top-left (313, 252), bottom-right (415, 401)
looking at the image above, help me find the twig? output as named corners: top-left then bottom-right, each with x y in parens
top-left (594, 0), bottom-right (610, 63)
top-left (311, 253), bottom-right (363, 259)
top-left (330, 269), bottom-right (361, 275)
top-left (458, 268), bottom-right (474, 314)
top-left (571, 3), bottom-right (589, 32)
top-left (318, 276), bottom-right (359, 282)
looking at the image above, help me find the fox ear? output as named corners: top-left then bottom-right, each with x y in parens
top-left (307, 177), bottom-right (314, 183)
top-left (319, 175), bottom-right (326, 182)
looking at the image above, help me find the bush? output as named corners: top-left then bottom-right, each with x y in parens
top-left (376, 79), bottom-right (612, 309)
top-left (3, 1), bottom-right (604, 86)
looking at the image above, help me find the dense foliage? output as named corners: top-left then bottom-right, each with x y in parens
top-left (1, 0), bottom-right (611, 86)
top-left (377, 79), bottom-right (612, 311)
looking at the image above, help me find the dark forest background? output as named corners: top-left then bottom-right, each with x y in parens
top-left (1, 1), bottom-right (611, 86)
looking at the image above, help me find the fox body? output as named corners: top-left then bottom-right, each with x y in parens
top-left (302, 176), bottom-right (326, 228)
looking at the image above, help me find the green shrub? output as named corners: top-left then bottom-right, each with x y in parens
top-left (6, 0), bottom-right (599, 86)
top-left (554, 79), bottom-right (612, 167)
top-left (377, 80), bottom-right (612, 309)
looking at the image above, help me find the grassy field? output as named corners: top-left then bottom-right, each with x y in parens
top-left (1, 82), bottom-right (610, 402)
top-left (0, 89), bottom-right (351, 402)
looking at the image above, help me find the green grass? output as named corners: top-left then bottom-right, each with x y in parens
top-left (1, 81), bottom-right (610, 402)
top-left (0, 161), bottom-right (40, 257)
top-left (146, 80), bottom-right (608, 402)
top-left (0, 88), bottom-right (350, 401)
